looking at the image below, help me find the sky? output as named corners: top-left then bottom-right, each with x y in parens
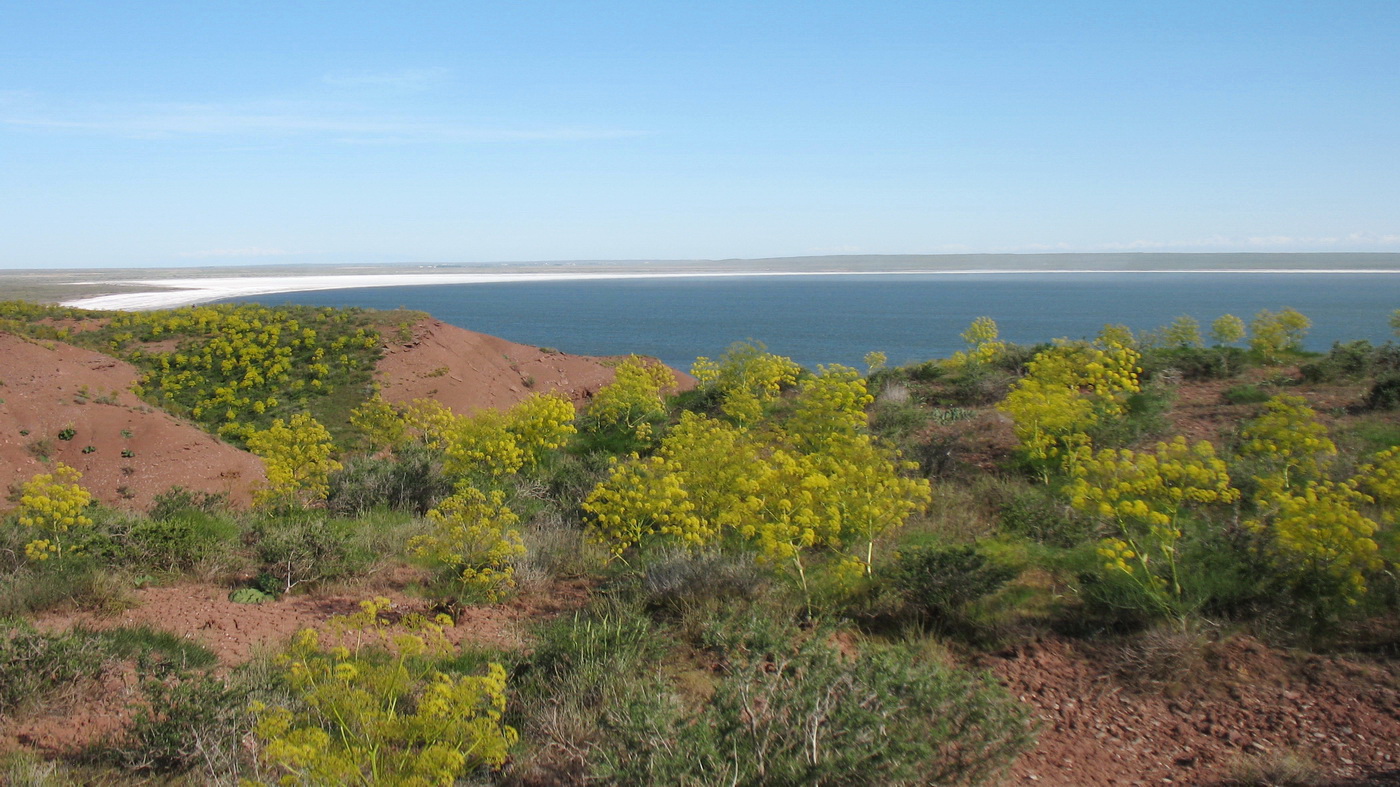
top-left (2, 1), bottom-right (1398, 269)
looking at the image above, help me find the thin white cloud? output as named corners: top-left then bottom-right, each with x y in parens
top-left (0, 95), bottom-right (644, 143)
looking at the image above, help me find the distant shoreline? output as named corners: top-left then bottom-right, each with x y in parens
top-left (58, 268), bottom-right (1400, 311)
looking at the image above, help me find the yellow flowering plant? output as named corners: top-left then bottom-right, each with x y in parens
top-left (15, 463), bottom-right (94, 561)
top-left (248, 597), bottom-right (516, 786)
top-left (410, 487), bottom-right (525, 602)
top-left (247, 413), bottom-right (342, 509)
top-left (1067, 437), bottom-right (1240, 620)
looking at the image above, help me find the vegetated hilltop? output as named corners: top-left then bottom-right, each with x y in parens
top-left (0, 331), bottom-right (266, 509)
top-left (0, 301), bottom-right (683, 512)
top-left (6, 303), bottom-right (1400, 786)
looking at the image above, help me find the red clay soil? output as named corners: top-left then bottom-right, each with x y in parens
top-left (984, 634), bottom-right (1400, 785)
top-left (0, 331), bottom-right (265, 511)
top-left (374, 318), bottom-right (694, 414)
top-left (1166, 367), bottom-right (1369, 447)
top-left (9, 575), bottom-right (594, 755)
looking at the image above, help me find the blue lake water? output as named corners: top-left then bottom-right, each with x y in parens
top-left (225, 273), bottom-right (1400, 371)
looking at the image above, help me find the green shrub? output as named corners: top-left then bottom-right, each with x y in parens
top-left (149, 486), bottom-right (228, 521)
top-left (597, 614), bottom-right (1034, 786)
top-left (1365, 374), bottom-right (1400, 411)
top-left (1223, 383), bottom-right (1272, 405)
top-left (1299, 340), bottom-right (1400, 383)
top-left (510, 602), bottom-right (667, 782)
top-left (326, 443), bottom-right (452, 515)
top-left (119, 511), bottom-right (240, 572)
top-left (886, 545), bottom-right (1018, 624)
top-left (640, 550), bottom-right (768, 614)
top-left (106, 666), bottom-right (249, 775)
top-left (997, 487), bottom-right (1094, 547)
top-left (250, 515), bottom-right (368, 593)
top-left (0, 620), bottom-right (110, 714)
top-left (1142, 346), bottom-right (1248, 381)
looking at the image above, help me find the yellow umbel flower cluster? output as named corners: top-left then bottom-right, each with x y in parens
top-left (998, 330), bottom-right (1141, 468)
top-left (249, 598), bottom-right (516, 785)
top-left (1238, 394), bottom-right (1336, 488)
top-left (411, 487), bottom-right (525, 602)
top-left (1248, 480), bottom-right (1382, 602)
top-left (16, 463), bottom-right (93, 561)
top-left (1067, 437), bottom-right (1239, 528)
top-left (247, 413), bottom-right (342, 508)
top-left (944, 316), bottom-right (1008, 371)
top-left (584, 364), bottom-right (930, 588)
top-left (588, 355), bottom-right (678, 435)
top-left (107, 303), bottom-right (380, 442)
top-left (1070, 437), bottom-right (1238, 615)
top-left (443, 393), bottom-right (576, 481)
top-left (691, 340), bottom-right (801, 425)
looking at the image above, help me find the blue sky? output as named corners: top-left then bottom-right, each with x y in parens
top-left (2, 1), bottom-right (1398, 269)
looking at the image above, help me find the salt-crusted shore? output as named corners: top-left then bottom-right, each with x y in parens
top-left (60, 268), bottom-right (1400, 312)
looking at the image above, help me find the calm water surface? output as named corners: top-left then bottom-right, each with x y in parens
top-left (226, 273), bottom-right (1400, 370)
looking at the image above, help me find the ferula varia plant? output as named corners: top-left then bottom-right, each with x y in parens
top-left (1237, 394), bottom-right (1336, 490)
top-left (247, 413), bottom-right (342, 508)
top-left (588, 355), bottom-right (677, 434)
top-left (1068, 437), bottom-right (1239, 617)
top-left (1247, 480), bottom-right (1382, 603)
top-left (15, 462), bottom-right (93, 561)
top-left (998, 331), bottom-right (1141, 471)
top-left (690, 340), bottom-right (801, 425)
top-left (442, 392), bottom-right (575, 481)
top-left (945, 316), bottom-right (1007, 370)
top-left (585, 364), bottom-right (929, 594)
top-left (410, 487), bottom-right (525, 602)
top-left (248, 597), bottom-right (516, 786)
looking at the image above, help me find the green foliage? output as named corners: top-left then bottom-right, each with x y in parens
top-left (149, 485), bottom-right (228, 521)
top-left (250, 515), bottom-right (369, 593)
top-left (326, 443), bottom-right (453, 516)
top-left (119, 509), bottom-right (240, 571)
top-left (84, 303), bottom-right (383, 445)
top-left (249, 598), bottom-right (516, 785)
top-left (1365, 373), bottom-right (1400, 411)
top-left (1299, 340), bottom-right (1400, 383)
top-left (639, 550), bottom-right (769, 614)
top-left (886, 545), bottom-right (1018, 623)
top-left (247, 413), bottom-right (342, 508)
top-left (230, 587), bottom-right (275, 604)
top-left (111, 666), bottom-right (249, 775)
top-left (1223, 383), bottom-right (1272, 405)
top-left (1249, 307), bottom-right (1311, 364)
top-left (0, 619), bottom-right (109, 714)
top-left (595, 612), bottom-right (1033, 786)
top-left (1143, 345), bottom-right (1248, 381)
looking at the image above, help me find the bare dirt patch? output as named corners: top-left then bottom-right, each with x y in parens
top-left (375, 318), bottom-right (694, 414)
top-left (0, 331), bottom-right (265, 511)
top-left (984, 634), bottom-right (1400, 785)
